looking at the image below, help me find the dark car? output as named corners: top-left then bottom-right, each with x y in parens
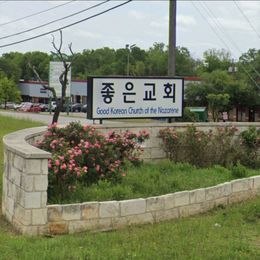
top-left (71, 103), bottom-right (82, 112)
top-left (39, 103), bottom-right (49, 112)
top-left (81, 104), bottom-right (87, 113)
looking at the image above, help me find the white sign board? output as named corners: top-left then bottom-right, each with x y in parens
top-left (49, 61), bottom-right (71, 97)
top-left (87, 76), bottom-right (184, 119)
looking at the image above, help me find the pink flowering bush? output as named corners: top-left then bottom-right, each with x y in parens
top-left (36, 122), bottom-right (149, 197)
top-left (159, 125), bottom-right (241, 167)
top-left (239, 126), bottom-right (260, 168)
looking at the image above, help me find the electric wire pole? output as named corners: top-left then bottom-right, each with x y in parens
top-left (168, 0), bottom-right (177, 123)
top-left (168, 0), bottom-right (177, 76)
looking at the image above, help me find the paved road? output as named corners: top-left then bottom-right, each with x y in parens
top-left (0, 111), bottom-right (118, 126)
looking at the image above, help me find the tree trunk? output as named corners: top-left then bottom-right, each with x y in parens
top-left (52, 108), bottom-right (60, 124)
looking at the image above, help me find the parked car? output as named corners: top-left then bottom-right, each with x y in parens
top-left (0, 102), bottom-right (15, 109)
top-left (71, 103), bottom-right (82, 112)
top-left (18, 102), bottom-right (32, 112)
top-left (18, 103), bottom-right (41, 113)
top-left (39, 103), bottom-right (49, 112)
top-left (81, 104), bottom-right (88, 113)
top-left (29, 104), bottom-right (41, 113)
top-left (51, 101), bottom-right (57, 112)
top-left (14, 102), bottom-right (32, 110)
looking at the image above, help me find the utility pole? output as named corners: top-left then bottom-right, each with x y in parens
top-left (168, 0), bottom-right (177, 76)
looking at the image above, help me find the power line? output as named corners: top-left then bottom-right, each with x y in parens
top-left (0, 0), bottom-right (76, 27)
top-left (0, 0), bottom-right (110, 41)
top-left (191, 1), bottom-right (260, 90)
top-left (201, 1), bottom-right (260, 80)
top-left (191, 2), bottom-right (232, 53)
top-left (233, 1), bottom-right (260, 41)
top-left (199, 1), bottom-right (260, 89)
top-left (0, 0), bottom-right (132, 49)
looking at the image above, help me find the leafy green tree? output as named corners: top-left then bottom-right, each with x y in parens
top-left (185, 70), bottom-right (230, 106)
top-left (0, 52), bottom-right (23, 82)
top-left (197, 48), bottom-right (232, 74)
top-left (21, 51), bottom-right (50, 81)
top-left (207, 93), bottom-right (230, 122)
top-left (145, 42), bottom-right (168, 76)
top-left (0, 72), bottom-right (21, 108)
top-left (175, 46), bottom-right (197, 76)
top-left (238, 48), bottom-right (260, 105)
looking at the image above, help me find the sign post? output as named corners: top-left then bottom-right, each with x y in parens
top-left (87, 76), bottom-right (184, 120)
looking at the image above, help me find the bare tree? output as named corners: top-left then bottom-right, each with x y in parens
top-left (30, 30), bottom-right (74, 124)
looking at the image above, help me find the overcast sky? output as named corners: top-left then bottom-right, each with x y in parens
top-left (0, 0), bottom-right (260, 60)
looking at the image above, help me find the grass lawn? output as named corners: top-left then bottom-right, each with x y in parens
top-left (51, 161), bottom-right (259, 204)
top-left (0, 115), bottom-right (259, 259)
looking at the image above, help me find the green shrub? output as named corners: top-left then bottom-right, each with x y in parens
top-left (159, 125), bottom-right (239, 167)
top-left (231, 163), bottom-right (247, 178)
top-left (239, 127), bottom-right (260, 168)
top-left (176, 107), bottom-right (200, 122)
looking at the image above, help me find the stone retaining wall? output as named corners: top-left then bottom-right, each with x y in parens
top-left (2, 127), bottom-right (51, 235)
top-left (2, 122), bottom-right (260, 235)
top-left (48, 176), bottom-right (260, 234)
top-left (95, 122), bottom-right (260, 161)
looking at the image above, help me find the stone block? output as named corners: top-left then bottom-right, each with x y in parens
top-left (190, 188), bottom-right (205, 204)
top-left (3, 150), bottom-right (9, 178)
top-left (32, 208), bottom-right (47, 225)
top-left (155, 208), bottom-right (179, 222)
top-left (98, 218), bottom-right (112, 231)
top-left (13, 154), bottom-right (24, 171)
top-left (38, 225), bottom-right (48, 236)
top-left (215, 197), bottom-right (228, 207)
top-left (24, 191), bottom-right (42, 208)
top-left (49, 222), bottom-right (68, 235)
top-left (164, 193), bottom-right (176, 210)
top-left (2, 178), bottom-right (7, 215)
top-left (231, 179), bottom-right (250, 193)
top-left (62, 204), bottom-right (81, 221)
top-left (201, 200), bottom-right (215, 213)
top-left (179, 206), bottom-right (190, 218)
top-left (34, 175), bottom-right (48, 191)
top-left (188, 203), bottom-right (202, 216)
top-left (229, 191), bottom-right (254, 204)
top-left (6, 196), bottom-right (14, 216)
top-left (151, 148), bottom-right (166, 159)
top-left (24, 159), bottom-right (41, 174)
top-left (112, 217), bottom-right (128, 229)
top-left (41, 192), bottom-right (47, 207)
top-left (19, 224), bottom-right (39, 236)
top-left (4, 210), bottom-right (12, 223)
top-left (16, 187), bottom-right (23, 206)
top-left (140, 148), bottom-right (151, 160)
top-left (21, 174), bottom-right (34, 192)
top-left (174, 191), bottom-right (190, 207)
top-left (68, 219), bottom-right (98, 234)
top-left (14, 205), bottom-right (32, 225)
top-left (41, 159), bottom-right (49, 175)
top-left (48, 205), bottom-right (63, 222)
top-left (206, 184), bottom-right (230, 201)
top-left (146, 196), bottom-right (165, 212)
top-left (253, 176), bottom-right (260, 190)
top-left (146, 137), bottom-right (161, 148)
top-left (7, 180), bottom-right (15, 198)
top-left (99, 201), bottom-right (119, 218)
top-left (9, 167), bottom-right (21, 186)
top-left (120, 199), bottom-right (146, 216)
top-left (81, 202), bottom-right (99, 220)
top-left (126, 212), bottom-right (154, 225)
